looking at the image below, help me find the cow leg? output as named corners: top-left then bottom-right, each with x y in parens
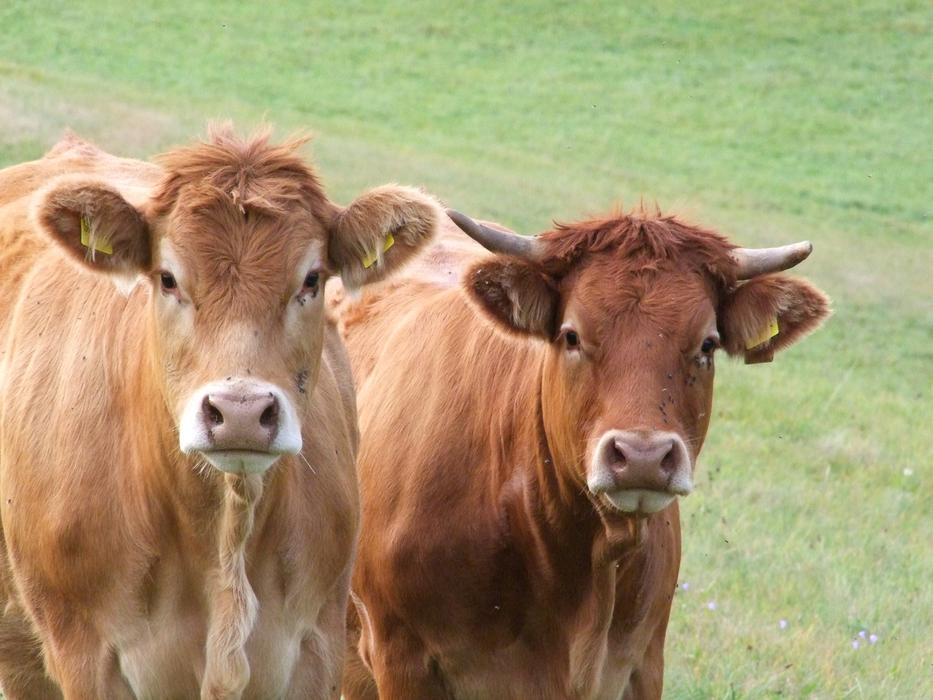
top-left (342, 596), bottom-right (378, 700)
top-left (373, 664), bottom-right (453, 700)
top-left (286, 580), bottom-right (350, 699)
top-left (621, 620), bottom-right (667, 700)
top-left (0, 604), bottom-right (62, 699)
top-left (369, 628), bottom-right (453, 700)
top-left (41, 646), bottom-right (102, 700)
top-left (342, 646), bottom-right (379, 700)
top-left (343, 595), bottom-right (451, 699)
top-left (0, 538), bottom-right (62, 700)
top-left (30, 620), bottom-right (135, 700)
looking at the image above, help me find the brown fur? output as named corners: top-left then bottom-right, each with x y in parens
top-left (150, 126), bottom-right (335, 229)
top-left (336, 209), bottom-right (830, 699)
top-left (331, 185), bottom-right (444, 290)
top-left (466, 257), bottom-right (560, 336)
top-left (719, 273), bottom-right (831, 356)
top-left (540, 210), bottom-right (737, 284)
top-left (0, 129), bottom-right (439, 698)
top-left (33, 176), bottom-right (151, 272)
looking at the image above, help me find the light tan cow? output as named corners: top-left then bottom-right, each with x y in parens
top-left (0, 128), bottom-right (440, 699)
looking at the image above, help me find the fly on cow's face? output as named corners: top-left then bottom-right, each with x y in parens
top-left (296, 369), bottom-right (309, 394)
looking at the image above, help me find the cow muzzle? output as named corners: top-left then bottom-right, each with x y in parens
top-left (587, 430), bottom-right (693, 514)
top-left (178, 379), bottom-right (302, 474)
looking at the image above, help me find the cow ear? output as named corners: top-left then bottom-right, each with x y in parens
top-left (32, 175), bottom-right (151, 275)
top-left (720, 274), bottom-right (831, 363)
top-left (464, 257), bottom-right (559, 338)
top-left (329, 185), bottom-right (441, 290)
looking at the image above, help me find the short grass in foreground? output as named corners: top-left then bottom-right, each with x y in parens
top-left (0, 1), bottom-right (930, 697)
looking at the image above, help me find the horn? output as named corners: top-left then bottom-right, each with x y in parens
top-left (731, 241), bottom-right (813, 279)
top-left (447, 209), bottom-right (543, 261)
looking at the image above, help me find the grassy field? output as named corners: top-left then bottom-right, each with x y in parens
top-left (1, 1), bottom-right (930, 697)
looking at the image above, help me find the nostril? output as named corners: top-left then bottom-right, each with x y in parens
top-left (203, 396), bottom-right (224, 426)
top-left (611, 438), bottom-right (628, 465)
top-left (660, 447), bottom-right (677, 474)
top-left (259, 396), bottom-right (279, 429)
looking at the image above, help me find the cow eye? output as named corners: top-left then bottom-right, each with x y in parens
top-left (701, 337), bottom-right (719, 353)
top-left (564, 330), bottom-right (580, 348)
top-left (303, 271), bottom-right (320, 292)
top-left (160, 272), bottom-right (177, 291)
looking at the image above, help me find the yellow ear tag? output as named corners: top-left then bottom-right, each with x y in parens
top-left (80, 216), bottom-right (113, 255)
top-left (361, 232), bottom-right (395, 269)
top-left (745, 317), bottom-right (780, 350)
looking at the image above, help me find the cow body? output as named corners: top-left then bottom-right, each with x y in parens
top-left (339, 215), bottom-right (829, 699)
top-left (0, 131), bottom-right (440, 698)
top-left (353, 315), bottom-right (676, 698)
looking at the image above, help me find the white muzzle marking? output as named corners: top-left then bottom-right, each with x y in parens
top-left (202, 451), bottom-right (282, 475)
top-left (178, 378), bottom-right (302, 475)
top-left (588, 429), bottom-right (694, 514)
top-left (604, 489), bottom-right (676, 514)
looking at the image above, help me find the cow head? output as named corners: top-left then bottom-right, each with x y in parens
top-left (32, 127), bottom-right (440, 475)
top-left (450, 209), bottom-right (829, 517)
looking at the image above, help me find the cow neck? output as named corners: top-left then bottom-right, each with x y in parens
top-left (127, 306), bottom-right (264, 697)
top-left (523, 349), bottom-right (646, 573)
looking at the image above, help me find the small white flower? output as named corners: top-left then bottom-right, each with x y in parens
top-left (869, 634), bottom-right (878, 644)
top-left (779, 619), bottom-right (788, 630)
top-left (903, 468), bottom-right (914, 476)
top-left (852, 640), bottom-right (860, 649)
top-left (681, 582), bottom-right (690, 591)
top-left (707, 601), bottom-right (717, 611)
top-left (859, 630), bottom-right (867, 639)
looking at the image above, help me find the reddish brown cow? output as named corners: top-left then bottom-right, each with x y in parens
top-left (0, 128), bottom-right (440, 698)
top-left (336, 208), bottom-right (830, 699)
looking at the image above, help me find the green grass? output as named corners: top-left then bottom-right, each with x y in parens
top-left (1, 1), bottom-right (930, 696)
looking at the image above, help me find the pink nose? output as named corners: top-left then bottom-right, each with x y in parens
top-left (201, 391), bottom-right (279, 451)
top-left (590, 430), bottom-right (692, 495)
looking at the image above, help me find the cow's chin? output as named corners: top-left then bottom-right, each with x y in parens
top-left (603, 489), bottom-right (676, 515)
top-left (201, 450), bottom-right (282, 475)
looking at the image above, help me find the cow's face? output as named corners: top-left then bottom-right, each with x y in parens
top-left (455, 211), bottom-right (830, 517)
top-left (149, 193), bottom-right (332, 475)
top-left (541, 256), bottom-right (722, 515)
top-left (34, 130), bottom-right (440, 475)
